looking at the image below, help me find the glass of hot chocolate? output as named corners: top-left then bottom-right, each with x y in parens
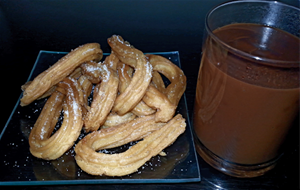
top-left (193, 0), bottom-right (299, 178)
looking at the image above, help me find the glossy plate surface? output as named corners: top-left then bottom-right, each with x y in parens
top-left (0, 51), bottom-right (200, 185)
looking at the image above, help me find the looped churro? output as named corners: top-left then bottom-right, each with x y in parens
top-left (29, 77), bottom-right (84, 160)
top-left (146, 54), bottom-right (187, 106)
top-left (21, 43), bottom-right (103, 106)
top-left (118, 62), bottom-right (175, 122)
top-left (108, 35), bottom-right (153, 115)
top-left (84, 63), bottom-right (119, 132)
top-left (74, 114), bottom-right (186, 176)
top-left (117, 63), bottom-right (156, 116)
top-left (143, 85), bottom-right (176, 122)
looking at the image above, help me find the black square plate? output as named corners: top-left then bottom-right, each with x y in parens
top-left (0, 50), bottom-right (200, 186)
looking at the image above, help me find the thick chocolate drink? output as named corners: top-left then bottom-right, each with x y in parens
top-left (194, 23), bottom-right (300, 165)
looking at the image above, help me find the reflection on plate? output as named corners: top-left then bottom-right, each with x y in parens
top-left (0, 51), bottom-right (200, 186)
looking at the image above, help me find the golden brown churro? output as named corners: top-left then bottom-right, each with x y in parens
top-left (117, 62), bottom-right (156, 116)
top-left (146, 54), bottom-right (187, 106)
top-left (84, 63), bottom-right (119, 132)
top-left (29, 78), bottom-right (84, 160)
top-left (143, 85), bottom-right (176, 122)
top-left (108, 35), bottom-right (153, 115)
top-left (21, 43), bottom-right (102, 106)
top-left (74, 114), bottom-right (186, 176)
top-left (118, 62), bottom-right (176, 122)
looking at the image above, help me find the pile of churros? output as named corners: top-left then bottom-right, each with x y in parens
top-left (21, 35), bottom-right (187, 176)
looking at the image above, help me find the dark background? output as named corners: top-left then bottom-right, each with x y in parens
top-left (0, 0), bottom-right (299, 189)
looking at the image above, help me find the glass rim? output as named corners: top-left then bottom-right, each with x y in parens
top-left (205, 0), bottom-right (300, 68)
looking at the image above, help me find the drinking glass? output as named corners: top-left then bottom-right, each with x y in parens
top-left (193, 0), bottom-right (300, 178)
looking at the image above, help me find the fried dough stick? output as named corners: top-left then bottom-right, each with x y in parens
top-left (21, 43), bottom-right (103, 106)
top-left (29, 78), bottom-right (84, 160)
top-left (117, 63), bottom-right (156, 116)
top-left (146, 54), bottom-right (187, 106)
top-left (75, 114), bottom-right (186, 176)
top-left (108, 35), bottom-right (152, 115)
top-left (83, 63), bottom-right (119, 132)
top-left (118, 62), bottom-right (175, 122)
